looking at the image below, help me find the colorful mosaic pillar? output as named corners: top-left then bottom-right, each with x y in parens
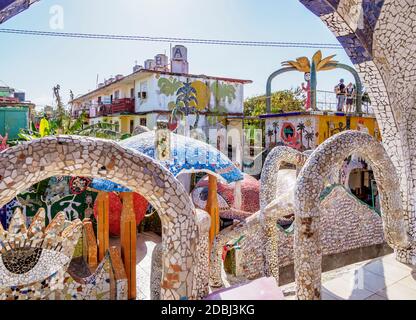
top-left (206, 175), bottom-right (219, 247)
top-left (120, 192), bottom-right (137, 300)
top-left (96, 191), bottom-right (110, 261)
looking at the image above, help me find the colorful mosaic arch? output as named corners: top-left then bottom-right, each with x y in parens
top-left (294, 130), bottom-right (412, 300)
top-left (299, 0), bottom-right (416, 258)
top-left (259, 146), bottom-right (308, 282)
top-left (0, 136), bottom-right (206, 300)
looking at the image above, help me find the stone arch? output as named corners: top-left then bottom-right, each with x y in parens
top-left (299, 0), bottom-right (416, 251)
top-left (294, 130), bottom-right (412, 300)
top-left (0, 135), bottom-right (202, 300)
top-left (259, 146), bottom-right (308, 281)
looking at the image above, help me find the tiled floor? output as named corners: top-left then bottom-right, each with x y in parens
top-left (109, 231), bottom-right (161, 300)
top-left (282, 253), bottom-right (416, 300)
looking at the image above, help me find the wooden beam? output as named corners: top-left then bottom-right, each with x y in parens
top-left (205, 174), bottom-right (219, 246)
top-left (96, 191), bottom-right (109, 261)
top-left (82, 218), bottom-right (98, 271)
top-left (120, 192), bottom-right (137, 300)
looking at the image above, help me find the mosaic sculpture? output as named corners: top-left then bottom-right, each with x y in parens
top-left (299, 0), bottom-right (416, 265)
top-left (294, 130), bottom-right (412, 300)
top-left (0, 207), bottom-right (127, 300)
top-left (259, 147), bottom-right (308, 282)
top-left (209, 143), bottom-right (385, 288)
top-left (93, 192), bottom-right (148, 237)
top-left (192, 173), bottom-right (260, 221)
top-left (0, 136), bottom-right (210, 300)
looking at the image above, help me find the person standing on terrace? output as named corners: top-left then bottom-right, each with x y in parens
top-left (345, 82), bottom-right (355, 113)
top-left (335, 79), bottom-right (346, 112)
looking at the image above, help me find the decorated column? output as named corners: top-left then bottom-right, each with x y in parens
top-left (120, 192), bottom-right (137, 300)
top-left (206, 175), bottom-right (219, 247)
top-left (96, 191), bottom-right (109, 261)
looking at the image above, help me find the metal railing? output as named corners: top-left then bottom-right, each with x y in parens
top-left (73, 98), bottom-right (135, 118)
top-left (316, 90), bottom-right (373, 114)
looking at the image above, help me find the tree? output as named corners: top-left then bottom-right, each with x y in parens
top-left (244, 88), bottom-right (304, 117)
top-left (244, 88), bottom-right (304, 127)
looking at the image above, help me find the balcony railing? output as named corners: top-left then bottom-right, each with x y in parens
top-left (82, 98), bottom-right (135, 118)
top-left (72, 99), bottom-right (135, 119)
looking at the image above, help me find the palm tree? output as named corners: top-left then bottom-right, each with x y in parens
top-left (304, 130), bottom-right (315, 150)
top-left (282, 50), bottom-right (338, 73)
top-left (282, 51), bottom-right (338, 111)
top-left (297, 122), bottom-right (306, 150)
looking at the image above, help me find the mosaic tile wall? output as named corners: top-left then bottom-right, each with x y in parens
top-left (294, 130), bottom-right (411, 299)
top-left (0, 136), bottom-right (209, 300)
top-left (299, 0), bottom-right (416, 257)
top-left (209, 158), bottom-right (385, 288)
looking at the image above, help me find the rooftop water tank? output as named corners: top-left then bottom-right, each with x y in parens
top-left (155, 54), bottom-right (169, 67)
top-left (172, 45), bottom-right (187, 61)
top-left (144, 59), bottom-right (156, 70)
top-left (133, 64), bottom-right (143, 72)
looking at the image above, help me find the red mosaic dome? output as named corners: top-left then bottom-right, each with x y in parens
top-left (192, 173), bottom-right (260, 218)
top-left (94, 192), bottom-right (148, 236)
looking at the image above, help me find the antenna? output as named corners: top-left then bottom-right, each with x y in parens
top-left (96, 74), bottom-right (99, 87)
top-left (169, 43), bottom-right (172, 71)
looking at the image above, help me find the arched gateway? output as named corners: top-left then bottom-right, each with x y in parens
top-left (0, 135), bottom-right (203, 300)
top-left (294, 131), bottom-right (413, 300)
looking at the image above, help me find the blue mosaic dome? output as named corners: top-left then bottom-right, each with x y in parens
top-left (91, 131), bottom-right (243, 192)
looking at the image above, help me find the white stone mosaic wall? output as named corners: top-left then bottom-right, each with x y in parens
top-left (0, 136), bottom-right (208, 300)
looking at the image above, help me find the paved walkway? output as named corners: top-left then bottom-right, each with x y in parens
top-left (109, 236), bottom-right (416, 300)
top-left (282, 253), bottom-right (416, 300)
top-left (109, 231), bottom-right (161, 300)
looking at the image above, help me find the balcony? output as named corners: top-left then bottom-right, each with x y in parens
top-left (95, 98), bottom-right (135, 117)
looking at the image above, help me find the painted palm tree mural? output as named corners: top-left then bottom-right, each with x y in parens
top-left (304, 131), bottom-right (315, 150)
top-left (171, 79), bottom-right (200, 130)
top-left (296, 122), bottom-right (306, 151)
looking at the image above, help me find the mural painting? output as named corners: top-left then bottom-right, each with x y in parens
top-left (157, 76), bottom-right (239, 116)
top-left (0, 176), bottom-right (98, 229)
top-left (265, 116), bottom-right (317, 151)
top-left (265, 113), bottom-right (381, 151)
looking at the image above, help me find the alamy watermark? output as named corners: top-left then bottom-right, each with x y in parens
top-left (49, 5), bottom-right (64, 30)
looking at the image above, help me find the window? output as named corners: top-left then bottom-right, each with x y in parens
top-left (140, 118), bottom-right (147, 127)
top-left (139, 82), bottom-right (148, 100)
top-left (130, 88), bottom-right (134, 99)
top-left (114, 90), bottom-right (120, 100)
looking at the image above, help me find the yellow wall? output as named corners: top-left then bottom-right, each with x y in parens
top-left (317, 115), bottom-right (380, 144)
top-left (89, 115), bottom-right (147, 134)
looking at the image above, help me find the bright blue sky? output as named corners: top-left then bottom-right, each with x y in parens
top-left (0, 0), bottom-right (356, 107)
